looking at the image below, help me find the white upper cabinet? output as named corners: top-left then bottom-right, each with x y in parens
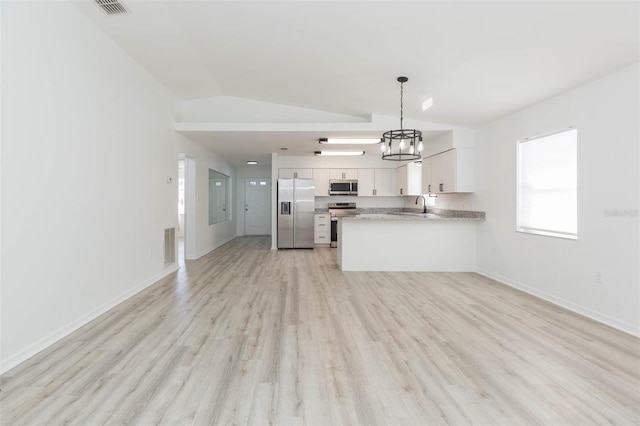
top-left (395, 163), bottom-right (422, 196)
top-left (374, 169), bottom-right (394, 196)
top-left (358, 169), bottom-right (375, 196)
top-left (357, 168), bottom-right (394, 196)
top-left (422, 148), bottom-right (473, 194)
top-left (329, 169), bottom-right (358, 180)
top-left (313, 168), bottom-right (330, 197)
top-left (279, 168), bottom-right (313, 179)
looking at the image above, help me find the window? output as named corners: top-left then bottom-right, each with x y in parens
top-left (516, 128), bottom-right (577, 239)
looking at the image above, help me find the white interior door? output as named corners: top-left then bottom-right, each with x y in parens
top-left (245, 178), bottom-right (271, 235)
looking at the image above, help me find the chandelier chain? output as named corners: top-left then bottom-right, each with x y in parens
top-left (400, 80), bottom-right (404, 131)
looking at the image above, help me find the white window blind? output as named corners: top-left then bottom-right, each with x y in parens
top-left (517, 128), bottom-right (577, 239)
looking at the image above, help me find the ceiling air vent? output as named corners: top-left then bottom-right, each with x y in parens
top-left (95, 0), bottom-right (129, 15)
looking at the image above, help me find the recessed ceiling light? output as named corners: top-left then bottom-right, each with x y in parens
top-left (314, 150), bottom-right (365, 156)
top-left (246, 160), bottom-right (258, 165)
top-left (319, 138), bottom-right (381, 145)
top-left (421, 97), bottom-right (434, 111)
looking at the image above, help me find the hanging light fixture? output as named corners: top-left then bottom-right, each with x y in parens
top-left (381, 76), bottom-right (423, 161)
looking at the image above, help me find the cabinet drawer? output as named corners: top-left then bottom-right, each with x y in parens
top-left (314, 232), bottom-right (330, 244)
top-left (314, 222), bottom-right (330, 232)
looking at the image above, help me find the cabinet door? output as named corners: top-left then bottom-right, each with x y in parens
top-left (279, 168), bottom-right (296, 179)
top-left (422, 157), bottom-right (434, 194)
top-left (279, 168), bottom-right (312, 179)
top-left (328, 169), bottom-right (357, 180)
top-left (357, 169), bottom-right (375, 196)
top-left (432, 154), bottom-right (445, 193)
top-left (406, 162), bottom-right (423, 195)
top-left (328, 169), bottom-right (344, 180)
top-left (344, 169), bottom-right (358, 179)
top-left (395, 165), bottom-right (408, 195)
top-left (440, 149), bottom-right (456, 193)
top-left (296, 168), bottom-right (313, 179)
top-left (374, 169), bottom-right (394, 196)
top-left (313, 168), bottom-right (330, 197)
top-left (422, 149), bottom-right (473, 194)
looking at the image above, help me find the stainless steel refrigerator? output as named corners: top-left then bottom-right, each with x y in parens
top-left (277, 179), bottom-right (315, 248)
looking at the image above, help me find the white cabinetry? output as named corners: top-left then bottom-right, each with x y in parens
top-left (329, 169), bottom-right (358, 180)
top-left (313, 168), bottom-right (330, 196)
top-left (374, 169), bottom-right (394, 196)
top-left (314, 213), bottom-right (331, 245)
top-left (279, 168), bottom-right (313, 179)
top-left (358, 169), bottom-right (375, 196)
top-left (356, 168), bottom-right (394, 196)
top-left (395, 163), bottom-right (422, 196)
top-left (422, 148), bottom-right (473, 194)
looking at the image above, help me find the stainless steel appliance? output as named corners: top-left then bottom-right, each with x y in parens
top-left (329, 179), bottom-right (358, 196)
top-left (328, 202), bottom-right (358, 248)
top-left (277, 179), bottom-right (315, 248)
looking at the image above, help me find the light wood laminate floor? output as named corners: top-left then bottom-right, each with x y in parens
top-left (1, 236), bottom-right (639, 425)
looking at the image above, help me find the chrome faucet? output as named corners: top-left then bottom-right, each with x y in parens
top-left (415, 195), bottom-right (427, 213)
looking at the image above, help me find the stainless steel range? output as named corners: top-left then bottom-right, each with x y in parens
top-left (328, 202), bottom-right (358, 248)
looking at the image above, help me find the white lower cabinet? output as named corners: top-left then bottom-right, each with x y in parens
top-left (314, 213), bottom-right (331, 245)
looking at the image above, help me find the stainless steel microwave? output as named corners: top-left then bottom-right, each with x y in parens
top-left (329, 179), bottom-right (358, 196)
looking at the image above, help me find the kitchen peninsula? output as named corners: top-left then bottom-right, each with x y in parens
top-left (337, 210), bottom-right (485, 271)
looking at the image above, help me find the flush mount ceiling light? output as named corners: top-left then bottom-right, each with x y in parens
top-left (319, 138), bottom-right (381, 145)
top-left (421, 97), bottom-right (434, 111)
top-left (246, 160), bottom-right (258, 165)
top-left (314, 150), bottom-right (365, 156)
top-left (381, 76), bottom-right (423, 161)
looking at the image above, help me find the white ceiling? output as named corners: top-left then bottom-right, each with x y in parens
top-left (73, 0), bottom-right (639, 166)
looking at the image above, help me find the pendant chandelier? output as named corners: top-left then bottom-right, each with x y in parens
top-left (381, 76), bottom-right (423, 161)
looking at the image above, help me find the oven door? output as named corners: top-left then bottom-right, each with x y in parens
top-left (330, 218), bottom-right (338, 248)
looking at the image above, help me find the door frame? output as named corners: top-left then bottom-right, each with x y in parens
top-left (181, 155), bottom-right (197, 260)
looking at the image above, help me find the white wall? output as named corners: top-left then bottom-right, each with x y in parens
top-left (473, 64), bottom-right (640, 335)
top-left (1, 2), bottom-right (180, 372)
top-left (175, 134), bottom-right (237, 258)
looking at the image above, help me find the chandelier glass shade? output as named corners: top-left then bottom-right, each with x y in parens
top-left (381, 76), bottom-right (423, 161)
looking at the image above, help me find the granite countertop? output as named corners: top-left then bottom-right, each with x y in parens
top-left (317, 207), bottom-right (485, 221)
top-left (342, 212), bottom-right (484, 222)
top-left (340, 208), bottom-right (485, 222)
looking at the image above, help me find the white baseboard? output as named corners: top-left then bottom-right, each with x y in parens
top-left (476, 268), bottom-right (640, 337)
top-left (188, 236), bottom-right (236, 260)
top-left (0, 264), bottom-right (179, 375)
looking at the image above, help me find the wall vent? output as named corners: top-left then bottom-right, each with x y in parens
top-left (95, 0), bottom-right (129, 15)
top-left (164, 228), bottom-right (176, 266)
